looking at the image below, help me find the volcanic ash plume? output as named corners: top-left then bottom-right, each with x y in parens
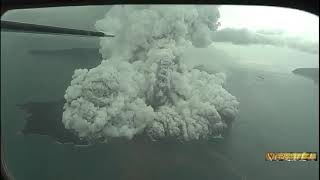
top-left (62, 5), bottom-right (239, 142)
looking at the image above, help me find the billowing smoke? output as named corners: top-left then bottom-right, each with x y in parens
top-left (62, 5), bottom-right (239, 142)
top-left (212, 28), bottom-right (319, 54)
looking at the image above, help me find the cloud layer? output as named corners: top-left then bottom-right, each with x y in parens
top-left (212, 28), bottom-right (319, 54)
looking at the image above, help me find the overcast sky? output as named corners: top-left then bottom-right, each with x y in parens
top-left (2, 5), bottom-right (318, 42)
top-left (218, 5), bottom-right (319, 42)
top-left (2, 5), bottom-right (318, 54)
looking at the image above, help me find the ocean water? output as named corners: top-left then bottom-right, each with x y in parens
top-left (1, 32), bottom-right (319, 180)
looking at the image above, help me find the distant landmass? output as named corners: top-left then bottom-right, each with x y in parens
top-left (29, 48), bottom-right (101, 59)
top-left (29, 47), bottom-right (98, 54)
top-left (18, 100), bottom-right (89, 145)
top-left (292, 68), bottom-right (319, 83)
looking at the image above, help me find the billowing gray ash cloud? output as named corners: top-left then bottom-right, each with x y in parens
top-left (62, 5), bottom-right (240, 142)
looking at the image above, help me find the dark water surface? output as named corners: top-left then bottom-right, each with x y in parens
top-left (1, 32), bottom-right (319, 180)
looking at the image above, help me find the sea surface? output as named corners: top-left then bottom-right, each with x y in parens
top-left (1, 32), bottom-right (319, 180)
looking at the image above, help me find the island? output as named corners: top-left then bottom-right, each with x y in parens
top-left (292, 68), bottom-right (319, 83)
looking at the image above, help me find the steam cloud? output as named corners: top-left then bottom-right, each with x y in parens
top-left (212, 28), bottom-right (319, 54)
top-left (62, 5), bottom-right (239, 142)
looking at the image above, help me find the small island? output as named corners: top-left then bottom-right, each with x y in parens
top-left (292, 68), bottom-right (319, 83)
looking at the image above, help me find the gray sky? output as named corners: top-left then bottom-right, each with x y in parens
top-left (219, 5), bottom-right (319, 42)
top-left (2, 5), bottom-right (318, 69)
top-left (2, 5), bottom-right (318, 43)
top-left (1, 5), bottom-right (110, 30)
